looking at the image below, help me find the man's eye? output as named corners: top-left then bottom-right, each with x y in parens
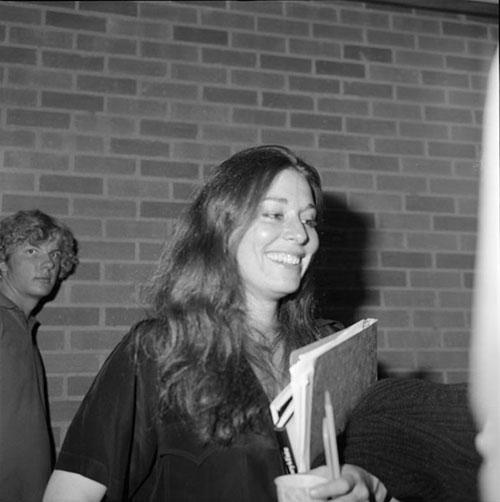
top-left (25, 248), bottom-right (38, 255)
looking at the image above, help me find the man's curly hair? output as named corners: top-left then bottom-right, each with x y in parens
top-left (0, 209), bottom-right (79, 280)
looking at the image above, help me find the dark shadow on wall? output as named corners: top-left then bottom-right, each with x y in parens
top-left (313, 191), bottom-right (374, 328)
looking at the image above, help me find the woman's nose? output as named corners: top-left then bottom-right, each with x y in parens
top-left (283, 218), bottom-right (308, 243)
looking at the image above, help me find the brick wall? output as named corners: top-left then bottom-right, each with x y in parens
top-left (0, 0), bottom-right (497, 445)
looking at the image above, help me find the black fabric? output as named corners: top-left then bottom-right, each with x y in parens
top-left (0, 292), bottom-right (53, 502)
top-left (56, 327), bottom-right (286, 502)
top-left (341, 378), bottom-right (482, 502)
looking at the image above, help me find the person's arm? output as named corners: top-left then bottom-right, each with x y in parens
top-left (43, 470), bottom-right (106, 502)
top-left (308, 464), bottom-right (398, 502)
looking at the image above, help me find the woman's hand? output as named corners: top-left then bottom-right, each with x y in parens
top-left (308, 464), bottom-right (397, 501)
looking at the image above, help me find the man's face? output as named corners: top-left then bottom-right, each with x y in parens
top-left (0, 237), bottom-right (62, 313)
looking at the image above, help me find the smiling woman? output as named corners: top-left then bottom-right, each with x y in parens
top-left (43, 145), bottom-right (393, 502)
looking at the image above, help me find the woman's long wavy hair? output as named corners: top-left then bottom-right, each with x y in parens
top-left (142, 145), bottom-right (324, 445)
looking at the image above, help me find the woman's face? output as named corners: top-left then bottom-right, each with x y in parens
top-left (236, 168), bottom-right (319, 308)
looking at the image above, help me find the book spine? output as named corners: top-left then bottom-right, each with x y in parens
top-left (275, 427), bottom-right (298, 474)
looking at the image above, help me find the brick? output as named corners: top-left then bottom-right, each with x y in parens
top-left (74, 115), bottom-right (135, 136)
top-left (107, 178), bottom-right (171, 198)
top-left (401, 158), bottom-right (452, 176)
top-left (383, 290), bottom-right (436, 308)
top-left (381, 251), bottom-right (432, 268)
top-left (7, 67), bottom-right (72, 89)
top-left (71, 330), bottom-right (125, 350)
top-left (344, 81), bottom-right (392, 98)
top-left (396, 50), bottom-right (444, 68)
top-left (71, 284), bottom-right (135, 304)
top-left (67, 376), bottom-right (94, 397)
top-left (442, 331), bottom-right (471, 348)
top-left (46, 10), bottom-right (106, 32)
top-left (316, 60), bottom-right (365, 78)
top-left (202, 124), bottom-right (257, 143)
top-left (105, 307), bottom-right (147, 327)
top-left (428, 141), bottom-right (476, 159)
top-left (396, 86), bottom-right (445, 103)
top-left (291, 113), bottom-right (342, 131)
top-left (372, 102), bottom-right (421, 121)
top-left (79, 1), bottom-right (138, 16)
top-left (77, 75), bottom-right (136, 95)
top-left (233, 107), bottom-right (286, 127)
top-left (285, 2), bottom-right (337, 22)
top-left (386, 331), bottom-right (441, 349)
top-left (141, 40), bottom-right (197, 61)
top-left (392, 15), bottom-right (440, 34)
top-left (139, 2), bottom-right (197, 23)
top-left (141, 159), bottom-right (199, 179)
top-left (405, 195), bottom-right (454, 213)
top-left (0, 46), bottom-right (36, 65)
top-left (289, 39), bottom-right (341, 59)
top-left (442, 21), bottom-right (488, 39)
top-left (110, 138), bottom-right (170, 157)
top-left (0, 3), bottom-right (41, 24)
top-left (369, 65), bottom-right (419, 84)
top-left (42, 51), bottom-right (104, 71)
top-left (375, 138), bottom-right (424, 155)
top-left (107, 97), bottom-right (167, 117)
top-left (407, 232), bottom-right (458, 251)
top-left (261, 129), bottom-right (315, 148)
top-left (257, 16), bottom-right (308, 37)
top-left (449, 90), bottom-right (485, 108)
top-left (2, 193), bottom-right (68, 214)
top-left (77, 33), bottom-right (136, 55)
top-left (410, 270), bottom-right (461, 288)
top-left (262, 92), bottom-right (313, 110)
top-left (202, 47), bottom-right (256, 67)
top-left (314, 23), bottom-right (363, 42)
top-left (439, 291), bottom-right (472, 309)
top-left (318, 97), bottom-right (369, 116)
top-left (140, 119), bottom-right (197, 139)
top-left (377, 174), bottom-right (427, 193)
top-left (349, 192), bottom-right (402, 211)
top-left (42, 91), bottom-right (103, 112)
top-left (289, 76), bottom-right (339, 95)
top-left (7, 109), bottom-right (70, 129)
top-left (81, 240), bottom-right (136, 260)
top-left (171, 63), bottom-right (226, 84)
top-left (4, 150), bottom-right (69, 171)
top-left (108, 18), bottom-right (170, 39)
top-left (418, 35), bottom-right (465, 53)
top-left (140, 201), bottom-right (188, 219)
top-left (41, 132), bottom-right (104, 153)
top-left (141, 81), bottom-right (197, 99)
top-left (344, 44), bottom-right (392, 63)
top-left (260, 54), bottom-right (311, 73)
top-left (38, 307), bottom-right (99, 326)
top-left (320, 170), bottom-right (373, 190)
top-left (232, 32), bottom-right (285, 53)
top-left (0, 128), bottom-right (35, 148)
top-left (349, 154), bottom-right (399, 172)
top-left (0, 87), bottom-right (37, 106)
top-left (10, 26), bottom-right (72, 49)
top-left (433, 216), bottom-right (476, 232)
top-left (173, 25), bottom-right (228, 46)
top-left (346, 117), bottom-right (396, 135)
top-left (319, 133), bottom-right (370, 152)
top-left (109, 56), bottom-right (166, 76)
top-left (173, 182), bottom-right (198, 200)
top-left (71, 262), bottom-right (101, 280)
top-left (367, 29), bottom-right (414, 48)
top-left (416, 350), bottom-right (469, 368)
top-left (421, 70), bottom-right (469, 88)
top-left (172, 102), bottom-right (230, 123)
top-left (436, 253), bottom-right (475, 269)
top-left (203, 86), bottom-right (257, 105)
top-left (106, 220), bottom-right (167, 240)
top-left (365, 269), bottom-right (407, 287)
top-left (139, 242), bottom-right (164, 261)
top-left (40, 174), bottom-right (103, 194)
top-left (0, 171), bottom-right (34, 191)
top-left (446, 55), bottom-right (489, 73)
top-left (341, 8), bottom-right (389, 27)
top-left (73, 198), bottom-right (135, 218)
top-left (231, 1), bottom-right (283, 15)
top-left (400, 121), bottom-right (449, 139)
top-left (37, 330), bottom-right (65, 351)
top-left (201, 9), bottom-right (255, 30)
top-left (451, 125), bottom-right (481, 143)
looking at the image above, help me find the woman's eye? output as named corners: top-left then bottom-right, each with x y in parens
top-left (263, 212), bottom-right (283, 221)
top-left (303, 218), bottom-right (317, 228)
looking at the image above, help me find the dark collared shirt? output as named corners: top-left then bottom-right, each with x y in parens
top-left (0, 292), bottom-right (53, 502)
